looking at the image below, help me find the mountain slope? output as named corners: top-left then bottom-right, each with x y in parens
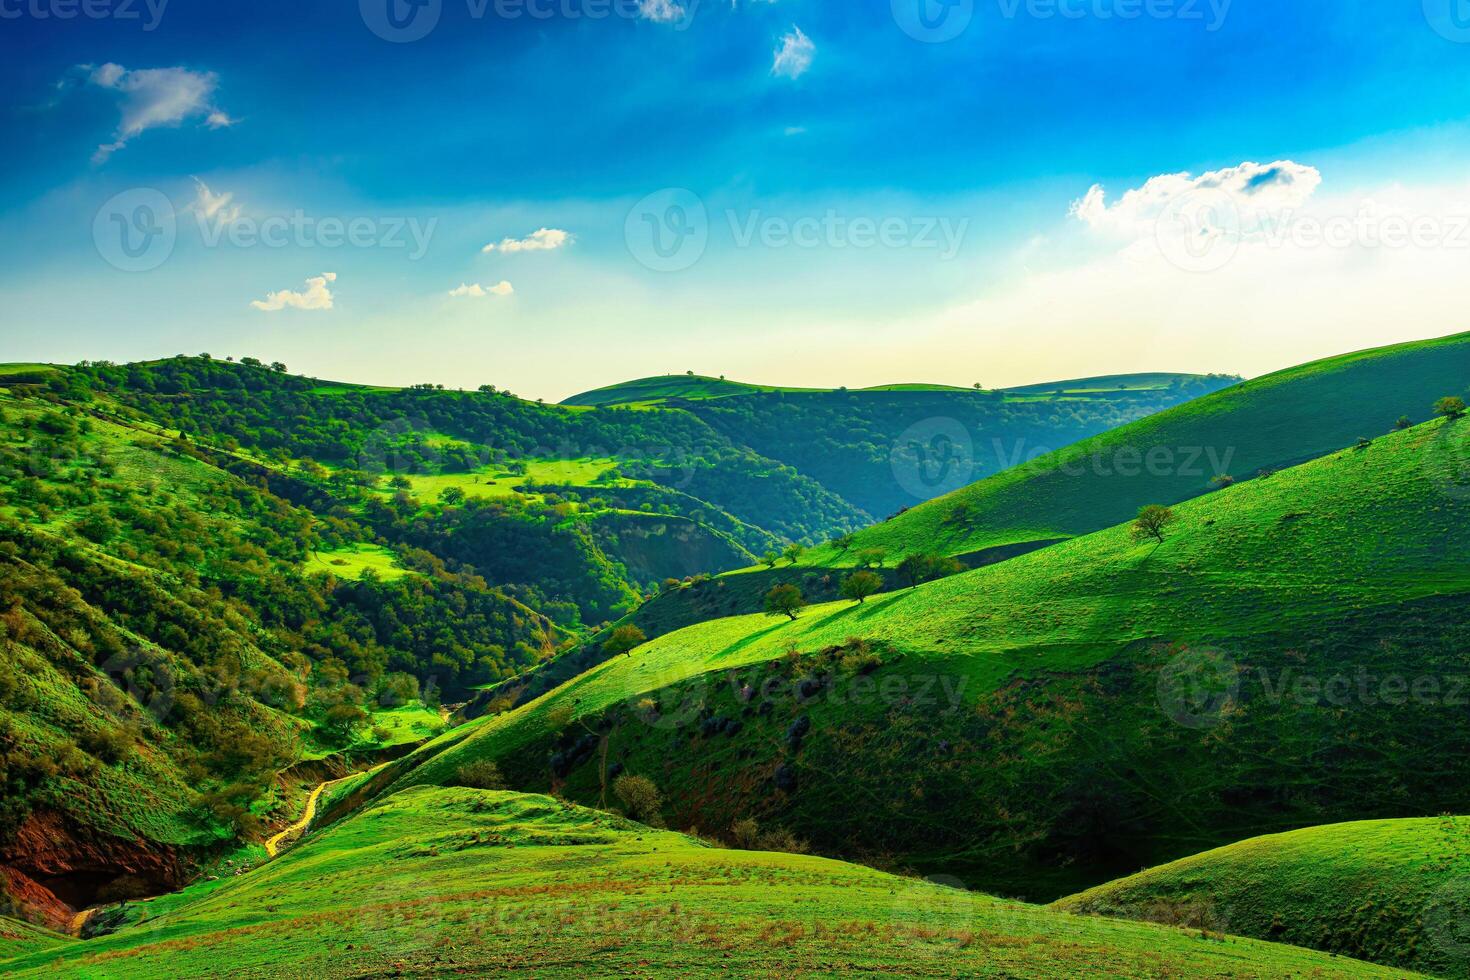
top-left (0, 786), bottom-right (1418, 978)
top-left (384, 416), bottom-right (1470, 898)
top-left (806, 330), bottom-right (1470, 564)
top-left (1054, 817), bottom-right (1470, 978)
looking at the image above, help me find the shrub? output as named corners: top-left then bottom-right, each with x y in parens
top-left (613, 774), bottom-right (663, 826)
top-left (731, 817), bottom-right (761, 849)
top-left (456, 759), bottom-right (507, 790)
top-left (1436, 395), bottom-right (1467, 420)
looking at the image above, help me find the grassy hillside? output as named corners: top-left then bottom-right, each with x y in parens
top-left (0, 787), bottom-right (1416, 978)
top-left (1055, 817), bottom-right (1470, 978)
top-left (563, 371), bottom-right (1228, 407)
top-left (561, 374), bottom-right (819, 406)
top-left (386, 416), bottom-right (1470, 898)
top-left (807, 330), bottom-right (1470, 564)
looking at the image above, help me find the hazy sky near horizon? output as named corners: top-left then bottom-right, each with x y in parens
top-left (4, 1), bottom-right (1470, 400)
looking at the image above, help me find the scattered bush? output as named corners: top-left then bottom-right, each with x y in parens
top-left (456, 759), bottom-right (507, 790)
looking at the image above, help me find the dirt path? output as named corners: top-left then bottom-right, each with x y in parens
top-left (69, 906), bottom-right (99, 937)
top-left (264, 764), bottom-right (387, 858)
top-left (264, 779), bottom-right (335, 858)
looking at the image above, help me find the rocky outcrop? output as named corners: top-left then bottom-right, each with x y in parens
top-left (1, 810), bottom-right (185, 923)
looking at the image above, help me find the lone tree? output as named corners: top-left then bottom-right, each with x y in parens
top-left (897, 553), bottom-right (964, 589)
top-left (1131, 504), bottom-right (1177, 545)
top-left (439, 486), bottom-right (466, 506)
top-left (603, 624), bottom-right (647, 659)
top-left (840, 570), bottom-right (884, 604)
top-left (761, 551), bottom-right (780, 569)
top-left (782, 543), bottom-right (805, 565)
top-left (764, 583), bottom-right (806, 621)
top-left (613, 774), bottom-right (664, 826)
top-left (830, 533), bottom-right (856, 554)
top-left (854, 548), bottom-right (887, 569)
top-left (1436, 396), bottom-right (1467, 420)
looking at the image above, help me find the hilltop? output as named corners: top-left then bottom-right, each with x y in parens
top-left (560, 371), bottom-right (1229, 408)
top-left (1055, 816), bottom-right (1470, 978)
top-left (803, 330), bottom-right (1470, 565)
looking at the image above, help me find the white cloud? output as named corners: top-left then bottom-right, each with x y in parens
top-left (78, 63), bottom-right (235, 163)
top-left (482, 228), bottom-right (573, 254)
top-left (449, 281), bottom-right (514, 298)
top-left (189, 177), bottom-right (242, 225)
top-left (1071, 160), bottom-right (1322, 239)
top-left (913, 168), bottom-right (1470, 384)
top-left (784, 125), bottom-right (807, 137)
top-left (251, 273), bottom-right (336, 312)
top-left (772, 26), bottom-right (815, 80)
top-left (639, 0), bottom-right (686, 22)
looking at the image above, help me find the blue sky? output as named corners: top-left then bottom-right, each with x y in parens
top-left (5, 0), bottom-right (1470, 399)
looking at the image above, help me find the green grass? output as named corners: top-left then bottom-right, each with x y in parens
top-left (561, 374), bottom-right (822, 406)
top-left (1055, 816), bottom-right (1470, 977)
top-left (563, 372), bottom-right (1224, 407)
top-left (303, 544), bottom-right (409, 582)
top-left (0, 917), bottom-right (65, 959)
top-left (806, 330), bottom-right (1470, 565)
top-left (382, 417), bottom-right (1470, 897)
top-left (0, 787), bottom-right (1417, 978)
top-left (365, 702), bottom-right (445, 747)
top-left (391, 457), bottom-right (623, 503)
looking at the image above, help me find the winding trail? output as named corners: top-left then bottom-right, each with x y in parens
top-left (264, 778), bottom-right (336, 858)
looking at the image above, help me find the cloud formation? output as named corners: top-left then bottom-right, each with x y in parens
top-left (482, 228), bottom-right (573, 254)
top-left (79, 63), bottom-right (235, 163)
top-left (1071, 160), bottom-right (1322, 238)
top-left (638, 0), bottom-right (686, 23)
top-left (251, 273), bottom-right (336, 312)
top-left (448, 281), bottom-right (514, 298)
top-left (772, 26), bottom-right (815, 80)
top-left (189, 177), bottom-right (242, 225)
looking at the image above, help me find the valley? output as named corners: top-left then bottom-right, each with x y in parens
top-left (0, 334), bottom-right (1466, 977)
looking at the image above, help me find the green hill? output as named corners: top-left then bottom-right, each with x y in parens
top-left (805, 330), bottom-right (1470, 565)
top-left (562, 372), bottom-right (1228, 408)
top-left (1055, 817), bottom-right (1470, 978)
top-left (0, 786), bottom-right (1416, 978)
top-left (383, 416), bottom-right (1470, 899)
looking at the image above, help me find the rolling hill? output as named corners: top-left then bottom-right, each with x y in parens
top-left (802, 330), bottom-right (1470, 565)
top-left (382, 414), bottom-right (1470, 899)
top-left (1054, 817), bottom-right (1470, 978)
top-left (0, 787), bottom-right (1417, 978)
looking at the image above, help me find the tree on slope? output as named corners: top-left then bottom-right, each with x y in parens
top-left (1436, 396), bottom-right (1467, 420)
top-left (1131, 504), bottom-right (1177, 545)
top-left (603, 624), bottom-right (647, 659)
top-left (764, 583), bottom-right (806, 620)
top-left (841, 570), bottom-right (883, 604)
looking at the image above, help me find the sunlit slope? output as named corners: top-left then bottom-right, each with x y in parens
top-left (812, 330), bottom-right (1470, 563)
top-left (0, 787), bottom-right (1420, 978)
top-left (390, 417), bottom-right (1470, 895)
top-left (1055, 817), bottom-right (1470, 978)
